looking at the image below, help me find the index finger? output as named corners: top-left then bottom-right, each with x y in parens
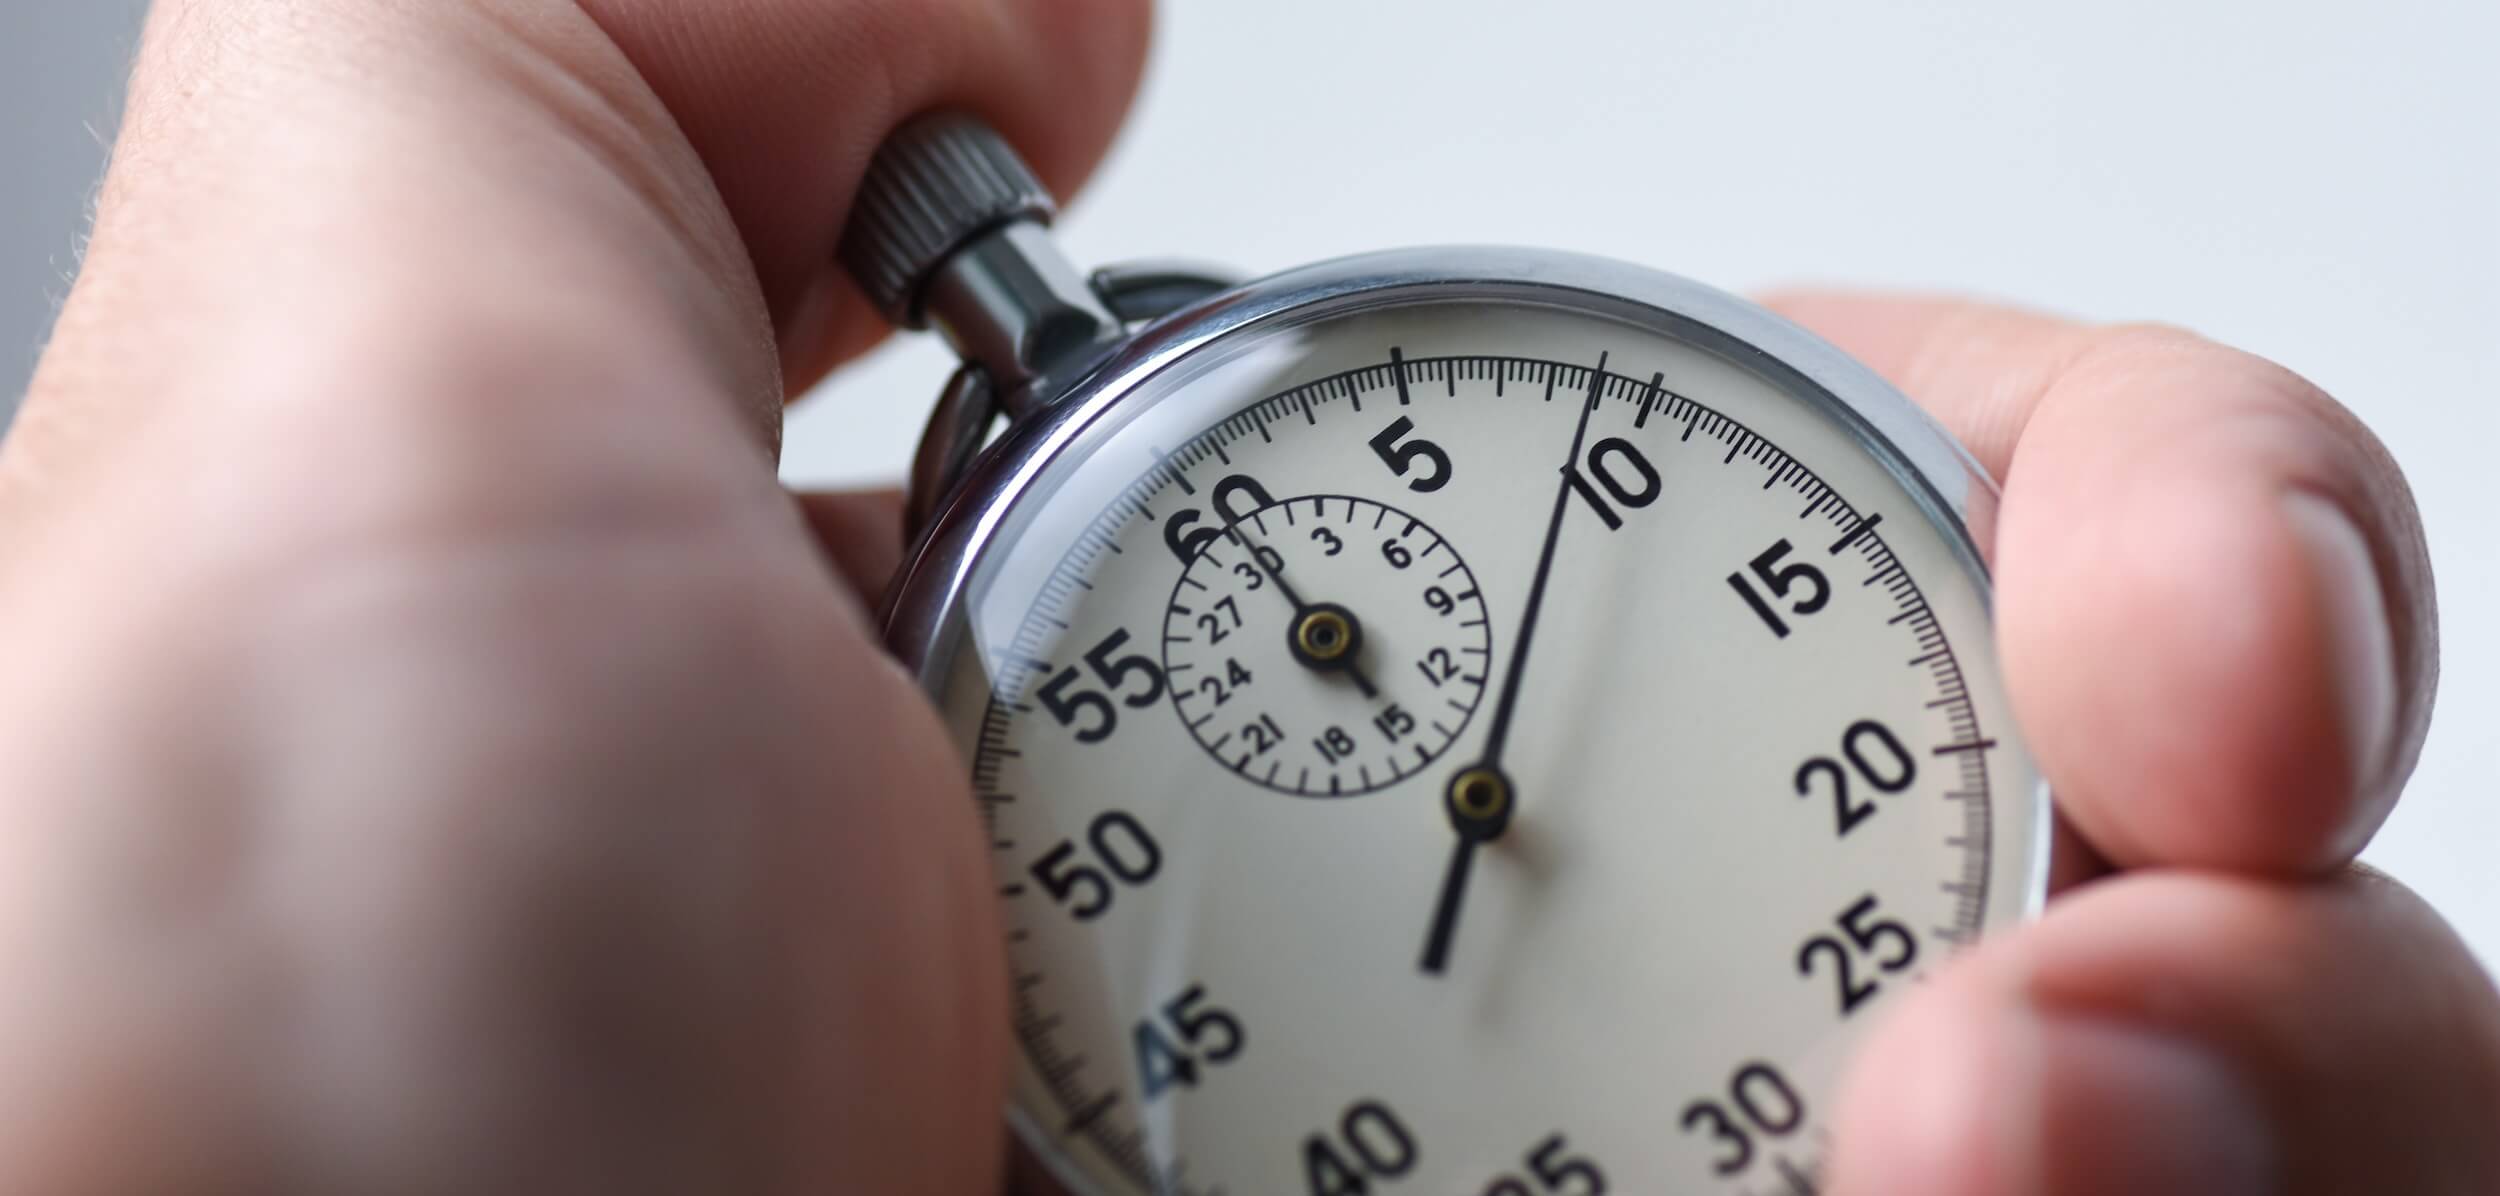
top-left (1766, 292), bottom-right (2435, 875)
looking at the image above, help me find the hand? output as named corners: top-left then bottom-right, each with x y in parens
top-left (1419, 352), bottom-right (1607, 975)
top-left (1757, 293), bottom-right (2499, 1194)
top-left (1219, 519), bottom-right (1381, 698)
top-left (0, 0), bottom-right (1146, 1191)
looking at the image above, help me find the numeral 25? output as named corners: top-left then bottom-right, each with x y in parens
top-left (1796, 893), bottom-right (1919, 1015)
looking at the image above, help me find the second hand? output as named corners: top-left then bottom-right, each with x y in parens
top-left (1419, 352), bottom-right (1610, 975)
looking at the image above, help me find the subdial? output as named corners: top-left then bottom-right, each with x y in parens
top-left (1162, 493), bottom-right (1490, 796)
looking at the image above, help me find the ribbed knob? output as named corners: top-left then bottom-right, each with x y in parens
top-left (838, 114), bottom-right (1057, 328)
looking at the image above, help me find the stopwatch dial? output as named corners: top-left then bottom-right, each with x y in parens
top-left (926, 296), bottom-right (2046, 1196)
top-left (1162, 493), bottom-right (1490, 797)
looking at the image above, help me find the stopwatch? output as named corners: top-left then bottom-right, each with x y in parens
top-left (837, 115), bottom-right (2050, 1196)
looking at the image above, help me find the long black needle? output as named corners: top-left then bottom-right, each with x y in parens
top-left (1419, 836), bottom-right (1478, 974)
top-left (1420, 353), bottom-right (1609, 975)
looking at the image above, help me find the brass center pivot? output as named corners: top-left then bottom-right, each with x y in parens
top-left (1294, 607), bottom-right (1356, 663)
top-left (1447, 766), bottom-right (1511, 823)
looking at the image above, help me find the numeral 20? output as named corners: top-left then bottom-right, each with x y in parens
top-left (1793, 718), bottom-right (1917, 835)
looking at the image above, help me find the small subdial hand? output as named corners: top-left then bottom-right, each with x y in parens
top-left (1223, 525), bottom-right (1382, 700)
top-left (1420, 353), bottom-right (1611, 976)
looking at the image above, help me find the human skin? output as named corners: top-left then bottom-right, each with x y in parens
top-left (0, 1), bottom-right (2491, 1192)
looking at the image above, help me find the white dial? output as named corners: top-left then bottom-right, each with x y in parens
top-left (912, 292), bottom-right (2045, 1196)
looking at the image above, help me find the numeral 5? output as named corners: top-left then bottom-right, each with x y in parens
top-left (1369, 416), bottom-right (1453, 492)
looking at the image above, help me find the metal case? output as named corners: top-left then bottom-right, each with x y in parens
top-left (878, 243), bottom-right (2056, 1196)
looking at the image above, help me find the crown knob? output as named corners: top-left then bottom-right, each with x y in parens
top-left (837, 113), bottom-right (1057, 328)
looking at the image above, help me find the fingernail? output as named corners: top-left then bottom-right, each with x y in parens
top-left (2015, 1010), bottom-right (2277, 1195)
top-left (2282, 492), bottom-right (2397, 796)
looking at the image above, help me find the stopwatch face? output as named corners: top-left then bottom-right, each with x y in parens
top-left (890, 252), bottom-right (2048, 1196)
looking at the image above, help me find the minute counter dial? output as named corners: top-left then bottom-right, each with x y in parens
top-left (1161, 494), bottom-right (1491, 797)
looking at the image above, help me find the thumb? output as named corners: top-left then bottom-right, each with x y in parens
top-left (1826, 870), bottom-right (2500, 1195)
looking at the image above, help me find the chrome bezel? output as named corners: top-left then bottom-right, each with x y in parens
top-left (877, 245), bottom-right (2055, 1193)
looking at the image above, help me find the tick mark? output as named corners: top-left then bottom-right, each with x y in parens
top-left (1634, 370), bottom-right (1664, 428)
top-left (1063, 1092), bottom-right (1119, 1137)
top-left (1830, 512), bottom-right (1883, 553)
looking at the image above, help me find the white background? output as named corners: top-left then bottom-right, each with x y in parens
top-left (5, 2), bottom-right (2494, 962)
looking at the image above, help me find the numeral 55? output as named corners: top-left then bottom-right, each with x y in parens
top-left (1037, 628), bottom-right (1166, 743)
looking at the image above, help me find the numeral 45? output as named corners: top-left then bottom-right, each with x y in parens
top-left (1134, 983), bottom-right (1244, 1101)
